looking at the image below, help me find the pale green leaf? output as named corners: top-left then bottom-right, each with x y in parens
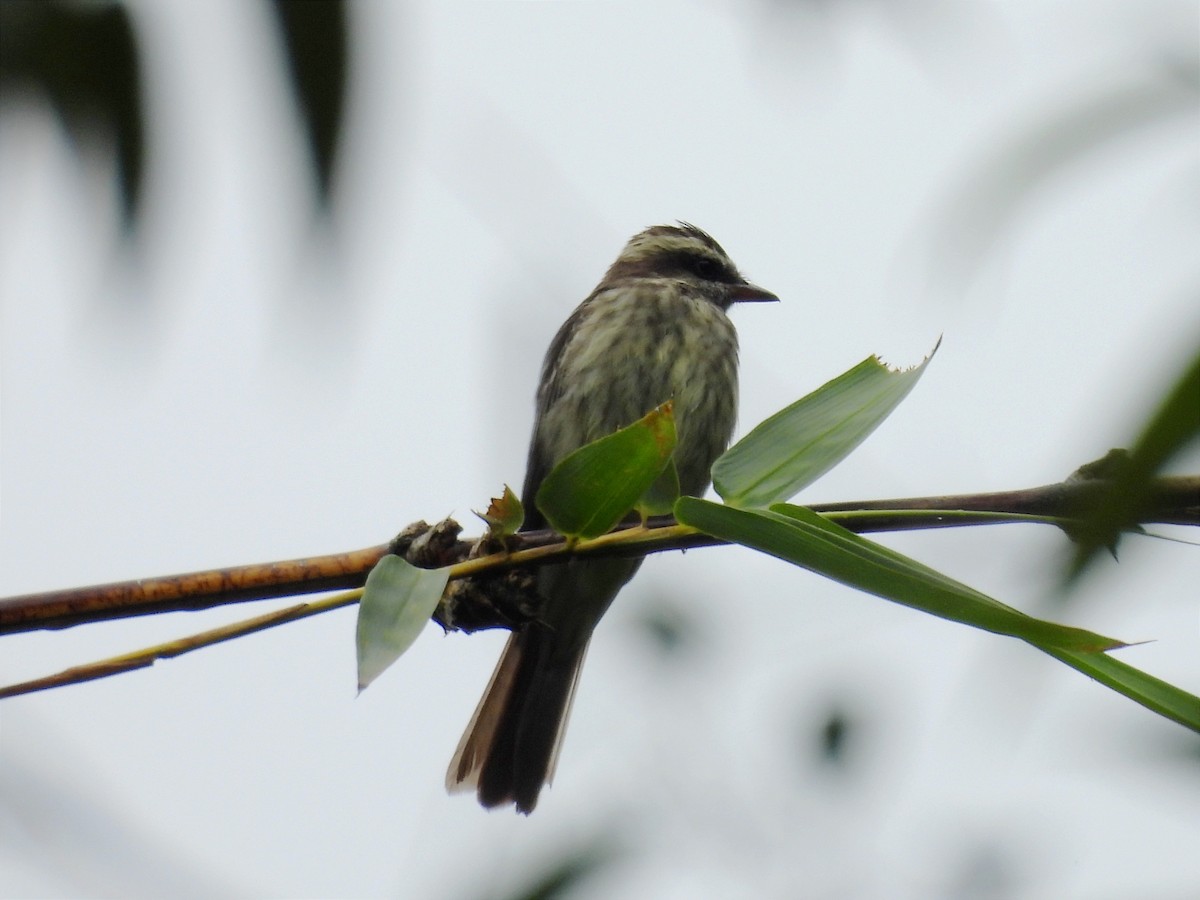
top-left (355, 555), bottom-right (449, 692)
top-left (713, 347), bottom-right (937, 508)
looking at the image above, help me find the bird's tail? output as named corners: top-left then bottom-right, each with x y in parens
top-left (446, 621), bottom-right (587, 814)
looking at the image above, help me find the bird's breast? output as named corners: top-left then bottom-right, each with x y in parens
top-left (539, 286), bottom-right (740, 497)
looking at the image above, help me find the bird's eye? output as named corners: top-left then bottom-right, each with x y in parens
top-left (687, 255), bottom-right (724, 281)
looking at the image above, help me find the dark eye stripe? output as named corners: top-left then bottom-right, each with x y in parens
top-left (667, 250), bottom-right (737, 283)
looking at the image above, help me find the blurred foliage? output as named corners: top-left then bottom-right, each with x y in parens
top-left (1066, 349), bottom-right (1200, 582)
top-left (635, 598), bottom-right (701, 660)
top-left (0, 0), bottom-right (348, 232)
top-left (928, 41), bottom-right (1200, 589)
top-left (268, 0), bottom-right (347, 206)
top-left (0, 0), bottom-right (143, 227)
top-left (934, 53), bottom-right (1199, 289)
top-left (494, 842), bottom-right (616, 900)
top-left (818, 707), bottom-right (851, 765)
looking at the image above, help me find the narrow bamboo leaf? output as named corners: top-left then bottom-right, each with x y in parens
top-left (356, 555), bottom-right (449, 692)
top-left (675, 496), bottom-right (1123, 652)
top-left (713, 346), bottom-right (937, 508)
top-left (1039, 644), bottom-right (1200, 733)
top-left (537, 402), bottom-right (676, 539)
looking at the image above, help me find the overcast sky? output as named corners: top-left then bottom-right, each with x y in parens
top-left (2, 2), bottom-right (1198, 898)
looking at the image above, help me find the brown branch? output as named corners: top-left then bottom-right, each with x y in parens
top-left (2, 474), bottom-right (1196, 637)
top-left (0, 544), bottom-right (393, 633)
top-left (809, 474), bottom-right (1200, 530)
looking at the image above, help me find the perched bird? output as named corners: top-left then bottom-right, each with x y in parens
top-left (447, 223), bottom-right (777, 813)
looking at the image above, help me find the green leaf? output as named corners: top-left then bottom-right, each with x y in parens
top-left (676, 495), bottom-right (1197, 731)
top-left (1039, 645), bottom-right (1200, 733)
top-left (675, 496), bottom-right (1123, 652)
top-left (1067, 347), bottom-right (1200, 581)
top-left (355, 555), bottom-right (449, 692)
top-left (536, 402), bottom-right (677, 539)
top-left (676, 497), bottom-right (1200, 731)
top-left (476, 484), bottom-right (524, 537)
top-left (635, 459), bottom-right (681, 520)
top-left (713, 347), bottom-right (937, 508)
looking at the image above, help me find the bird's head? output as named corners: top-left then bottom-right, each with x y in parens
top-left (601, 222), bottom-right (778, 308)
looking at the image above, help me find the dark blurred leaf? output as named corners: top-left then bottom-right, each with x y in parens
top-left (1067, 347), bottom-right (1200, 581)
top-left (943, 844), bottom-right (1016, 900)
top-left (635, 598), bottom-right (700, 659)
top-left (0, 0), bottom-right (143, 228)
top-left (934, 59), bottom-right (1199, 286)
top-left (818, 707), bottom-right (850, 765)
top-left (500, 842), bottom-right (616, 900)
top-left (269, 0), bottom-right (347, 207)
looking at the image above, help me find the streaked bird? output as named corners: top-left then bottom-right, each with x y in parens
top-left (447, 223), bottom-right (777, 813)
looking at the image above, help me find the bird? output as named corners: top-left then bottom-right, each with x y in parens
top-left (447, 223), bottom-right (777, 813)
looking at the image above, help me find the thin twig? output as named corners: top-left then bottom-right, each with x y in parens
top-left (0, 591), bottom-right (363, 699)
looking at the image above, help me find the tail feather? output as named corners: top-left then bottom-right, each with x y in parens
top-left (446, 622), bottom-right (586, 814)
top-left (445, 632), bottom-right (523, 795)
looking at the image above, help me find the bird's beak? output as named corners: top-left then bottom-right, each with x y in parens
top-left (730, 282), bottom-right (779, 303)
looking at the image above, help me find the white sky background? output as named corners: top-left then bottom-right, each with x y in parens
top-left (1, 1), bottom-right (1198, 898)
